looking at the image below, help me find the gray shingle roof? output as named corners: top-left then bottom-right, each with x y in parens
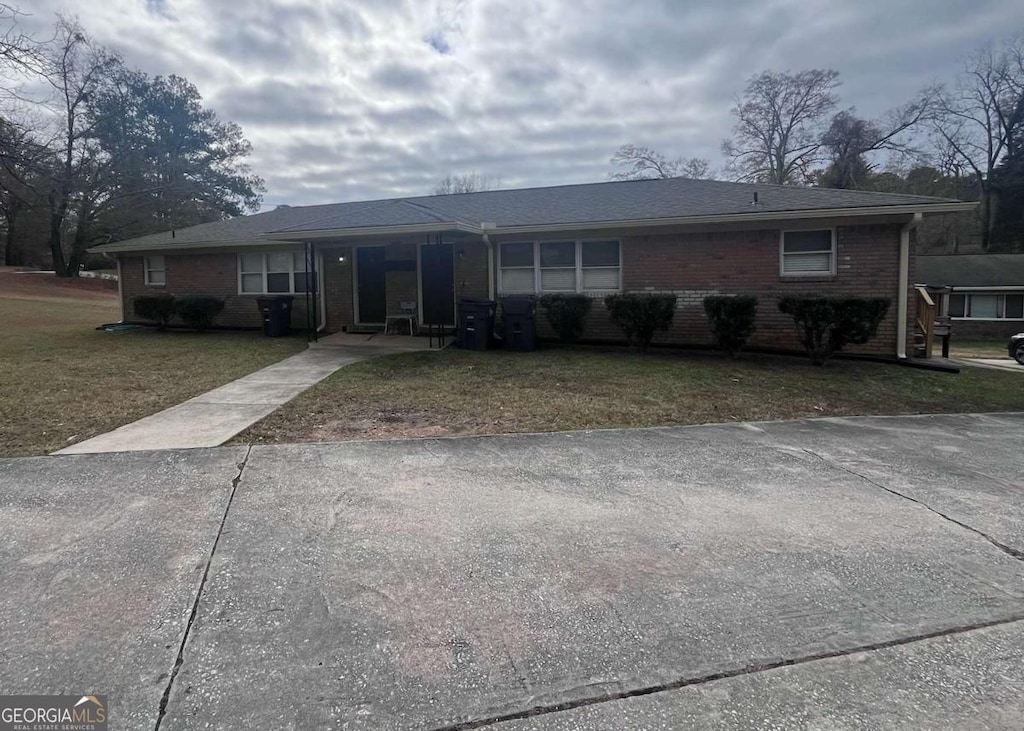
top-left (916, 254), bottom-right (1024, 288)
top-left (91, 177), bottom-right (971, 253)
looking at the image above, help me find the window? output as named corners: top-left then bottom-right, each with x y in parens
top-left (949, 292), bottom-right (1024, 320)
top-left (498, 240), bottom-right (621, 294)
top-left (499, 242), bottom-right (534, 293)
top-left (540, 241), bottom-right (576, 292)
top-left (144, 256), bottom-right (166, 286)
top-left (780, 230), bottom-right (835, 276)
top-left (239, 251), bottom-right (308, 294)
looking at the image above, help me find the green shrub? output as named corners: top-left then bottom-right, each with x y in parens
top-left (778, 296), bottom-right (891, 365)
top-left (133, 294), bottom-right (176, 330)
top-left (174, 296), bottom-right (225, 332)
top-left (539, 294), bottom-right (592, 343)
top-left (604, 293), bottom-right (677, 352)
top-left (703, 295), bottom-right (758, 357)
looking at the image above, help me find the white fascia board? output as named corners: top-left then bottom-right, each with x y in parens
top-left (87, 239), bottom-right (301, 254)
top-left (950, 286), bottom-right (1024, 292)
top-left (264, 221), bottom-right (483, 240)
top-left (486, 203), bottom-right (977, 236)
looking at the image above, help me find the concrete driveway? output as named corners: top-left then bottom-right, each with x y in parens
top-left (2, 413), bottom-right (1024, 729)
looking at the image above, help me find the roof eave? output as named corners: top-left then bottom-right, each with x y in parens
top-left (86, 239), bottom-right (299, 254)
top-left (484, 203), bottom-right (978, 236)
top-left (88, 202), bottom-right (976, 253)
top-left (265, 221), bottom-right (483, 240)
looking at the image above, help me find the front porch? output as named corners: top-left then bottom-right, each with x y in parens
top-left (313, 233), bottom-right (490, 335)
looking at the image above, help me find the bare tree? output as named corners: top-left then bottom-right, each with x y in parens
top-left (608, 144), bottom-right (712, 180)
top-left (433, 171), bottom-right (499, 195)
top-left (723, 69), bottom-right (840, 184)
top-left (930, 35), bottom-right (1024, 249)
top-left (0, 4), bottom-right (38, 73)
top-left (33, 16), bottom-right (122, 276)
top-left (818, 101), bottom-right (931, 189)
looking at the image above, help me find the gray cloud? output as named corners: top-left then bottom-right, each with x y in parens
top-left (17, 0), bottom-right (1024, 208)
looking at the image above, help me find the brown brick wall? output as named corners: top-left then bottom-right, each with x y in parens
top-left (493, 223), bottom-right (908, 357)
top-left (948, 320), bottom-right (1023, 340)
top-left (121, 224), bottom-right (911, 355)
top-left (456, 241), bottom-right (490, 301)
top-left (120, 252), bottom-right (314, 329)
top-left (321, 246), bottom-right (354, 332)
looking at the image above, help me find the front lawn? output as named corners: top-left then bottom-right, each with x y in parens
top-left (0, 295), bottom-right (306, 456)
top-left (236, 346), bottom-right (1024, 445)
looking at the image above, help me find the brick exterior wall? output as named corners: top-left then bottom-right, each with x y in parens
top-left (119, 223), bottom-right (913, 356)
top-left (322, 246), bottom-right (354, 332)
top-left (492, 223), bottom-right (909, 357)
top-left (948, 319), bottom-right (1024, 339)
top-left (120, 252), bottom-right (314, 330)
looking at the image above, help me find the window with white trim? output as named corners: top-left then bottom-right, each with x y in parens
top-left (499, 242), bottom-right (535, 293)
top-left (498, 240), bottom-right (621, 294)
top-left (239, 251), bottom-right (309, 294)
top-left (949, 292), bottom-right (1024, 320)
top-left (780, 229), bottom-right (835, 276)
top-left (144, 256), bottom-right (166, 286)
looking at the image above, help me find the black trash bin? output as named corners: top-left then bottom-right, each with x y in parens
top-left (501, 296), bottom-right (537, 351)
top-left (458, 298), bottom-right (496, 350)
top-left (256, 296), bottom-right (293, 337)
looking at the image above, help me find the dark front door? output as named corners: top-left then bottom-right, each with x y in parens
top-left (420, 243), bottom-right (455, 326)
top-left (356, 246), bottom-right (387, 324)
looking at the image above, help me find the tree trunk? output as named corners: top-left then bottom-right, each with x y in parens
top-left (67, 212), bottom-right (91, 275)
top-left (47, 198), bottom-right (71, 277)
top-left (979, 182), bottom-right (993, 252)
top-left (2, 203), bottom-right (19, 267)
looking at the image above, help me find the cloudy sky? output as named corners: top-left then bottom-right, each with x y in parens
top-left (18, 0), bottom-right (1024, 207)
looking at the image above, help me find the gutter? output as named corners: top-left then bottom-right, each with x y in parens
top-left (116, 256), bottom-right (124, 323)
top-left (90, 202), bottom-right (977, 255)
top-left (266, 221), bottom-right (483, 241)
top-left (897, 212), bottom-right (923, 360)
top-left (481, 223), bottom-right (496, 301)
top-left (483, 202), bottom-right (976, 237)
top-left (947, 285), bottom-right (1024, 292)
top-left (317, 250), bottom-right (327, 332)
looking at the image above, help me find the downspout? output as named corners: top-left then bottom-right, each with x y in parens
top-left (115, 255), bottom-right (124, 323)
top-left (317, 249), bottom-right (327, 332)
top-left (896, 212), bottom-right (922, 360)
top-left (481, 222), bottom-right (496, 301)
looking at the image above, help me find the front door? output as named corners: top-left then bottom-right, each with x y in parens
top-left (356, 246), bottom-right (387, 324)
top-left (420, 243), bottom-right (455, 326)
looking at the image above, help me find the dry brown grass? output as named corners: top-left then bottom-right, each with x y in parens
top-left (0, 287), bottom-right (305, 456)
top-left (237, 346), bottom-right (1024, 446)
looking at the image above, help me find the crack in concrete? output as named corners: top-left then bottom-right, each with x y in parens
top-left (801, 448), bottom-right (1024, 562)
top-left (429, 614), bottom-right (1024, 730)
top-left (153, 446), bottom-right (252, 731)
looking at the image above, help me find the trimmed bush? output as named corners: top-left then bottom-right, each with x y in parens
top-left (604, 293), bottom-right (677, 352)
top-left (539, 294), bottom-right (592, 343)
top-left (133, 294), bottom-right (176, 330)
top-left (778, 295), bottom-right (891, 365)
top-left (174, 296), bottom-right (225, 332)
top-left (703, 295), bottom-right (758, 357)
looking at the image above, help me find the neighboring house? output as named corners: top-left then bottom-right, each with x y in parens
top-left (90, 177), bottom-right (974, 359)
top-left (916, 254), bottom-right (1024, 339)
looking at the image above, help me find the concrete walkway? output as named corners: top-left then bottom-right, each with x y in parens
top-left (55, 335), bottom-right (431, 454)
top-left (961, 357), bottom-right (1024, 373)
